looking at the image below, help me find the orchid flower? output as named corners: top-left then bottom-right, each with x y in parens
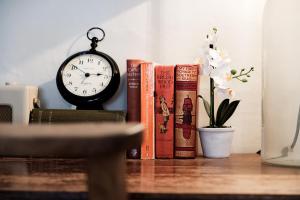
top-left (202, 47), bottom-right (234, 99)
top-left (197, 27), bottom-right (254, 127)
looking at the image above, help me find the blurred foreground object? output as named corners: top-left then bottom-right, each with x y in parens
top-left (0, 123), bottom-right (143, 200)
top-left (0, 84), bottom-right (38, 124)
top-left (262, 0), bottom-right (300, 167)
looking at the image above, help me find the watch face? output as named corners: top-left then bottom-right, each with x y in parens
top-left (56, 50), bottom-right (120, 107)
top-left (61, 53), bottom-right (112, 97)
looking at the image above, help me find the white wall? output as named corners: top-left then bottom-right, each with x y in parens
top-left (0, 0), bottom-right (266, 153)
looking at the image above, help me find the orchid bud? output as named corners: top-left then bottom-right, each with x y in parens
top-left (213, 27), bottom-right (218, 33)
top-left (242, 79), bottom-right (248, 83)
top-left (231, 69), bottom-right (237, 75)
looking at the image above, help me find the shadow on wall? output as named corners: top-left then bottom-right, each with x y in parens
top-left (103, 73), bottom-right (127, 110)
top-left (39, 79), bottom-right (71, 109)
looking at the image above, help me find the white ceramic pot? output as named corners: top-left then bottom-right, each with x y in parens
top-left (198, 127), bottom-right (234, 158)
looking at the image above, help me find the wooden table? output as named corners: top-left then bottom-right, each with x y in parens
top-left (0, 123), bottom-right (143, 200)
top-left (0, 154), bottom-right (299, 199)
top-left (127, 154), bottom-right (300, 199)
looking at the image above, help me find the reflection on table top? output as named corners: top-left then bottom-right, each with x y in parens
top-left (0, 154), bottom-right (300, 200)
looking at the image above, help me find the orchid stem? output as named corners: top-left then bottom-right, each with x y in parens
top-left (210, 78), bottom-right (215, 127)
top-left (232, 67), bottom-right (254, 80)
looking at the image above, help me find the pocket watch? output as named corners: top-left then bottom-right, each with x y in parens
top-left (56, 27), bottom-right (120, 110)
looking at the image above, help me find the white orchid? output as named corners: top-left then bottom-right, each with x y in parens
top-left (206, 27), bottom-right (218, 47)
top-left (215, 88), bottom-right (235, 99)
top-left (200, 27), bottom-right (234, 95)
top-left (202, 47), bottom-right (234, 99)
top-left (197, 27), bottom-right (254, 128)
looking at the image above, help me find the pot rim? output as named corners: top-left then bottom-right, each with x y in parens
top-left (198, 127), bottom-right (234, 132)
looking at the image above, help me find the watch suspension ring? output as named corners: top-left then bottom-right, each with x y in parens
top-left (87, 27), bottom-right (106, 50)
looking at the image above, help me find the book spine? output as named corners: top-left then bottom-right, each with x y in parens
top-left (175, 64), bottom-right (199, 158)
top-left (30, 109), bottom-right (126, 123)
top-left (140, 62), bottom-right (155, 159)
top-left (155, 65), bottom-right (175, 159)
top-left (126, 59), bottom-right (144, 159)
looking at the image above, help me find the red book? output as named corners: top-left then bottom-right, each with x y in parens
top-left (155, 65), bottom-right (175, 158)
top-left (140, 62), bottom-right (155, 159)
top-left (126, 59), bottom-right (144, 159)
top-left (174, 64), bottom-right (199, 158)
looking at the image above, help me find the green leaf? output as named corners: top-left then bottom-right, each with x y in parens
top-left (198, 95), bottom-right (211, 118)
top-left (231, 69), bottom-right (237, 75)
top-left (218, 100), bottom-right (240, 127)
top-left (216, 99), bottom-right (230, 126)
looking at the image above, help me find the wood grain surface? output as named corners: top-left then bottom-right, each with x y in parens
top-left (0, 154), bottom-right (299, 199)
top-left (126, 154), bottom-right (300, 196)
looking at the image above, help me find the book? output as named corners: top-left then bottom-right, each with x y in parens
top-left (30, 109), bottom-right (126, 123)
top-left (174, 64), bottom-right (199, 158)
top-left (155, 65), bottom-right (175, 158)
top-left (126, 59), bottom-right (144, 159)
top-left (140, 62), bottom-right (155, 159)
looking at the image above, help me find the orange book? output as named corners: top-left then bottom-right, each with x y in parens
top-left (140, 62), bottom-right (155, 159)
top-left (155, 65), bottom-right (175, 158)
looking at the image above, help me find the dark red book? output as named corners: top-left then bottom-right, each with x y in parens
top-left (174, 64), bottom-right (199, 158)
top-left (155, 65), bottom-right (175, 158)
top-left (126, 59), bottom-right (144, 159)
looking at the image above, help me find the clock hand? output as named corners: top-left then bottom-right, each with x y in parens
top-left (72, 64), bottom-right (93, 79)
top-left (80, 72), bottom-right (92, 84)
top-left (72, 64), bottom-right (86, 74)
top-left (80, 72), bottom-right (104, 84)
top-left (89, 73), bottom-right (103, 76)
top-left (81, 76), bottom-right (88, 84)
